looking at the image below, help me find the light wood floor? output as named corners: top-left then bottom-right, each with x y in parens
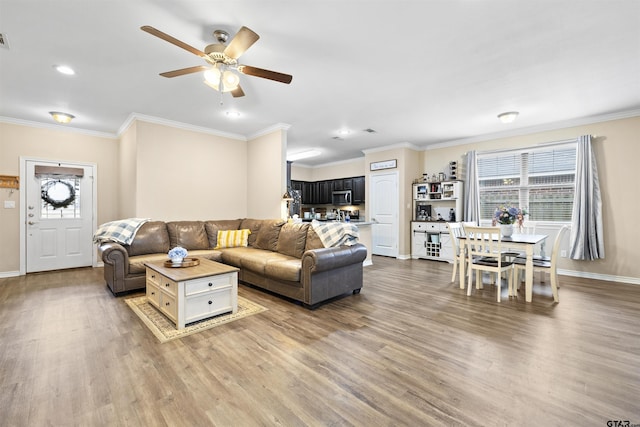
top-left (1, 256), bottom-right (639, 426)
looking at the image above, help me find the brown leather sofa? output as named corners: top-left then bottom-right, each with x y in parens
top-left (99, 219), bottom-right (367, 308)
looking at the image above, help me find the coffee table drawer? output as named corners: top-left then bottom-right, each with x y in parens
top-left (185, 287), bottom-right (233, 323)
top-left (146, 270), bottom-right (162, 287)
top-left (185, 272), bottom-right (236, 296)
top-left (160, 292), bottom-right (177, 322)
top-left (146, 282), bottom-right (161, 307)
top-left (159, 277), bottom-right (178, 297)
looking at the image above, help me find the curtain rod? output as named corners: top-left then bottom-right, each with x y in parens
top-left (477, 136), bottom-right (587, 156)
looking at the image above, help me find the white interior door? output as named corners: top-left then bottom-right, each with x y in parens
top-left (25, 160), bottom-right (95, 273)
top-left (370, 171), bottom-right (398, 257)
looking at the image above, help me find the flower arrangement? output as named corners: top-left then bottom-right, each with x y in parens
top-left (168, 246), bottom-right (188, 260)
top-left (493, 205), bottom-right (527, 227)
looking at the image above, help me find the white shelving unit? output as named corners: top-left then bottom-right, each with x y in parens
top-left (411, 181), bottom-right (463, 262)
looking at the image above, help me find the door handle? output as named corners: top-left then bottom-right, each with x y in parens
top-left (28, 221), bottom-right (37, 225)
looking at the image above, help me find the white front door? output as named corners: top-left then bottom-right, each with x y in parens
top-left (370, 171), bottom-right (398, 257)
top-left (25, 160), bottom-right (95, 273)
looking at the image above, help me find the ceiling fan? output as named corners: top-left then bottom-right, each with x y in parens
top-left (141, 25), bottom-right (293, 98)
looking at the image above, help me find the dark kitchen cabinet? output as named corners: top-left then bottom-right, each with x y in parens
top-left (292, 176), bottom-right (365, 204)
top-left (352, 176), bottom-right (365, 204)
top-left (303, 181), bottom-right (315, 204)
top-left (317, 180), bottom-right (331, 204)
top-left (291, 180), bottom-right (303, 193)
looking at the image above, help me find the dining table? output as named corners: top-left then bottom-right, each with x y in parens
top-left (457, 233), bottom-right (548, 302)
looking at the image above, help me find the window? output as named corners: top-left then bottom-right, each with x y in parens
top-left (40, 177), bottom-right (81, 219)
top-left (477, 143), bottom-right (577, 222)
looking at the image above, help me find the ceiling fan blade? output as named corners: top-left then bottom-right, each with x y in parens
top-left (238, 65), bottom-right (293, 84)
top-left (231, 86), bottom-right (245, 98)
top-left (224, 26), bottom-right (260, 59)
top-left (141, 25), bottom-right (207, 58)
top-left (159, 65), bottom-right (208, 78)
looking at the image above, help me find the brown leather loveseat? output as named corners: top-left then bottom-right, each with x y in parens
top-left (99, 219), bottom-right (367, 308)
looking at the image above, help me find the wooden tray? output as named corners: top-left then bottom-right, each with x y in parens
top-left (163, 257), bottom-right (200, 268)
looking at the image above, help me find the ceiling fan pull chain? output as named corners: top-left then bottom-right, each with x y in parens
top-left (218, 70), bottom-right (225, 105)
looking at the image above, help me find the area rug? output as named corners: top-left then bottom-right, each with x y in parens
top-left (125, 295), bottom-right (267, 343)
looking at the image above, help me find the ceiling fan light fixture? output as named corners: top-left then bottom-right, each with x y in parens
top-left (498, 111), bottom-right (519, 123)
top-left (49, 111), bottom-right (75, 124)
top-left (204, 79), bottom-right (220, 91)
top-left (222, 70), bottom-right (240, 90)
top-left (204, 67), bottom-right (221, 84)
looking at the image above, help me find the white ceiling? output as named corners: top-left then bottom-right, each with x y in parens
top-left (1, 0), bottom-right (639, 166)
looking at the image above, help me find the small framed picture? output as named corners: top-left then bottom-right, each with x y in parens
top-left (370, 159), bottom-right (397, 171)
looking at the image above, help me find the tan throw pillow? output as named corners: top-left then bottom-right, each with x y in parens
top-left (215, 229), bottom-right (251, 249)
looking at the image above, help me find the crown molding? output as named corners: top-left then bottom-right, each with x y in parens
top-left (247, 123), bottom-right (292, 140)
top-left (301, 156), bottom-right (366, 169)
top-left (122, 113), bottom-right (247, 141)
top-left (425, 108), bottom-right (640, 150)
top-left (0, 116), bottom-right (117, 139)
top-left (361, 141), bottom-right (422, 155)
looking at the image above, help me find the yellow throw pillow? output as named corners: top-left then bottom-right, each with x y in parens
top-left (215, 229), bottom-right (251, 249)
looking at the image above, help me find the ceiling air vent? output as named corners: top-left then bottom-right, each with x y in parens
top-left (0, 33), bottom-right (9, 49)
top-left (363, 128), bottom-right (377, 133)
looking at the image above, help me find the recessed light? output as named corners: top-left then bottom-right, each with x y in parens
top-left (225, 110), bottom-right (241, 118)
top-left (338, 129), bottom-right (351, 136)
top-left (54, 65), bottom-right (75, 75)
top-left (498, 111), bottom-right (519, 123)
top-left (49, 111), bottom-right (75, 124)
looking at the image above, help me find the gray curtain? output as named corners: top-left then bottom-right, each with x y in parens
top-left (569, 135), bottom-right (605, 260)
top-left (463, 150), bottom-right (479, 224)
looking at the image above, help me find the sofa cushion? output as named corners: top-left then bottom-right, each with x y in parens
top-left (218, 246), bottom-right (261, 268)
top-left (126, 221), bottom-right (170, 257)
top-left (215, 229), bottom-right (251, 248)
top-left (205, 219), bottom-right (243, 248)
top-left (239, 218), bottom-right (268, 247)
top-left (254, 219), bottom-right (285, 251)
top-left (305, 226), bottom-right (324, 251)
top-left (276, 222), bottom-right (309, 258)
top-left (230, 248), bottom-right (290, 275)
top-left (265, 258), bottom-right (302, 282)
top-left (128, 249), bottom-right (222, 274)
top-left (167, 221), bottom-right (209, 250)
top-left (129, 253), bottom-right (173, 274)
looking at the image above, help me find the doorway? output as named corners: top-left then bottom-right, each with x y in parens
top-left (20, 158), bottom-right (96, 274)
top-left (369, 171), bottom-right (399, 257)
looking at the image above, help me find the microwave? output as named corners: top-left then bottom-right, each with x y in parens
top-left (332, 190), bottom-right (352, 205)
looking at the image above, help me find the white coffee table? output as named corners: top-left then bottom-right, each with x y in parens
top-left (145, 258), bottom-right (239, 329)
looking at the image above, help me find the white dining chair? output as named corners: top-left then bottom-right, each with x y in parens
top-left (464, 226), bottom-right (515, 302)
top-left (446, 222), bottom-right (465, 284)
top-left (512, 225), bottom-right (570, 303)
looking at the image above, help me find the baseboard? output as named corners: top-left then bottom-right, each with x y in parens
top-left (0, 271), bottom-right (20, 278)
top-left (558, 269), bottom-right (640, 286)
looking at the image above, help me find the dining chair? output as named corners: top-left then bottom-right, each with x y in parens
top-left (513, 225), bottom-right (570, 303)
top-left (511, 224), bottom-right (551, 284)
top-left (464, 226), bottom-right (515, 302)
top-left (446, 222), bottom-right (465, 283)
